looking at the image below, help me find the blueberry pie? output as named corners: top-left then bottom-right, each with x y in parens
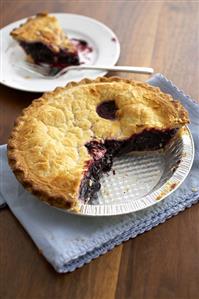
top-left (10, 13), bottom-right (80, 68)
top-left (7, 77), bottom-right (189, 211)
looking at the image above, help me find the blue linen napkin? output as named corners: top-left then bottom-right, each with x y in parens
top-left (0, 74), bottom-right (198, 273)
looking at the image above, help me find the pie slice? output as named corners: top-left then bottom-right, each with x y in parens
top-left (10, 12), bottom-right (80, 68)
top-left (7, 77), bottom-right (189, 211)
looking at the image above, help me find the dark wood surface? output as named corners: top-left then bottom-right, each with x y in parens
top-left (1, 1), bottom-right (199, 299)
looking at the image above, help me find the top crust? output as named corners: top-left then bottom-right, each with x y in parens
top-left (7, 77), bottom-right (189, 210)
top-left (10, 12), bottom-right (76, 53)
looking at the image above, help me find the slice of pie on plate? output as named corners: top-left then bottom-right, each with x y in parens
top-left (10, 12), bottom-right (80, 68)
top-left (7, 77), bottom-right (189, 211)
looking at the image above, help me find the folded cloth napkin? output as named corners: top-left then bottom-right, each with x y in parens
top-left (0, 74), bottom-right (199, 273)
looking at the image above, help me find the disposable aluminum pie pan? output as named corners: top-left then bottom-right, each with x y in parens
top-left (67, 126), bottom-right (194, 216)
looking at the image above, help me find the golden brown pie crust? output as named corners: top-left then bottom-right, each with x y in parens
top-left (7, 77), bottom-right (189, 211)
top-left (10, 12), bottom-right (76, 53)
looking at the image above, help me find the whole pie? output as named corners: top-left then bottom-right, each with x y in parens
top-left (7, 77), bottom-right (189, 211)
top-left (10, 12), bottom-right (80, 68)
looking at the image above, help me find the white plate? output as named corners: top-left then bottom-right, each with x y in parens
top-left (0, 13), bottom-right (120, 92)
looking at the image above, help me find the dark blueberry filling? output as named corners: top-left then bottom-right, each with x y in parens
top-left (96, 100), bottom-right (118, 120)
top-left (79, 129), bottom-right (177, 202)
top-left (79, 142), bottom-right (113, 201)
top-left (105, 128), bottom-right (178, 155)
top-left (20, 41), bottom-right (80, 69)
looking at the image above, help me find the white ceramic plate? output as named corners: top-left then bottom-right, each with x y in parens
top-left (0, 13), bottom-right (120, 92)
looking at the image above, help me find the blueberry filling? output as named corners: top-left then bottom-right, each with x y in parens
top-left (79, 129), bottom-right (177, 202)
top-left (105, 128), bottom-right (177, 155)
top-left (96, 100), bottom-right (118, 120)
top-left (20, 41), bottom-right (80, 69)
top-left (79, 142), bottom-right (113, 201)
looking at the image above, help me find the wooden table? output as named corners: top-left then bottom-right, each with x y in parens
top-left (1, 1), bottom-right (199, 298)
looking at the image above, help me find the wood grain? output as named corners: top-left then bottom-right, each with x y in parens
top-left (0, 1), bottom-right (199, 299)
